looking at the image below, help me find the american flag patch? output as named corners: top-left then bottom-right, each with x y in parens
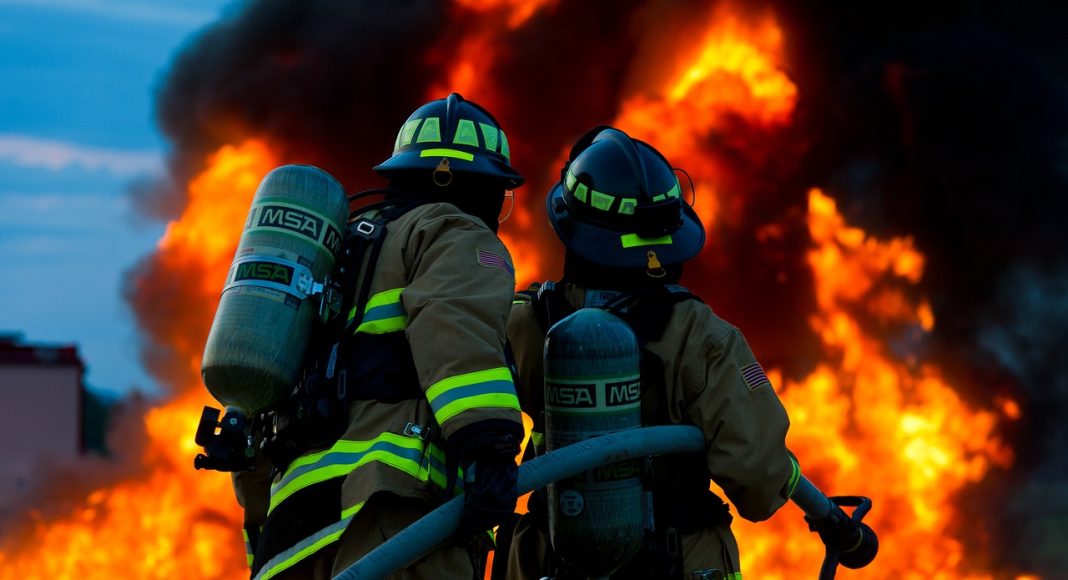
top-left (740, 363), bottom-right (770, 391)
top-left (476, 249), bottom-right (514, 277)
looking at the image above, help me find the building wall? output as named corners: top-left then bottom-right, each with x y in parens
top-left (0, 360), bottom-right (83, 519)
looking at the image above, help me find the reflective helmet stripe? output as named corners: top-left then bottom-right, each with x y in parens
top-left (393, 117), bottom-right (510, 157)
top-left (566, 166), bottom-right (682, 214)
top-left (480, 122), bottom-right (499, 151)
top-left (419, 147), bottom-right (474, 161)
top-left (416, 117), bottom-right (442, 143)
top-left (454, 119), bottom-right (479, 146)
top-left (620, 233), bottom-right (673, 248)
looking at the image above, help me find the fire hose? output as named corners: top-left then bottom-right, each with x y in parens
top-left (333, 425), bottom-right (877, 580)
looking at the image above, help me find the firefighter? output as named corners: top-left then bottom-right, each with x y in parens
top-left (233, 93), bottom-right (526, 580)
top-left (504, 126), bottom-right (800, 579)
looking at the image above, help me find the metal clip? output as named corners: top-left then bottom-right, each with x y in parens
top-left (403, 422), bottom-right (430, 440)
top-left (691, 569), bottom-right (724, 580)
top-left (355, 220), bottom-right (376, 236)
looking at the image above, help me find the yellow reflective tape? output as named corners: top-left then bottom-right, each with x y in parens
top-left (269, 449), bottom-right (425, 513)
top-left (454, 119), bottom-right (479, 147)
top-left (480, 122), bottom-right (499, 152)
top-left (341, 500), bottom-right (366, 521)
top-left (348, 288), bottom-right (404, 323)
top-left (399, 118), bottom-right (422, 148)
top-left (500, 130), bottom-right (510, 159)
top-left (665, 180), bottom-right (681, 198)
top-left (256, 525), bottom-right (347, 580)
top-left (270, 434), bottom-right (428, 512)
top-left (365, 288), bottom-right (403, 310)
top-left (786, 456), bottom-right (802, 498)
top-left (590, 190), bottom-right (614, 211)
top-left (574, 183), bottom-right (588, 203)
top-left (530, 431), bottom-right (545, 447)
top-left (618, 198), bottom-right (637, 215)
top-left (620, 233), bottom-right (673, 248)
top-left (243, 529), bottom-right (253, 567)
top-left (416, 117), bottom-right (441, 143)
top-left (565, 169), bottom-right (577, 192)
top-left (425, 367), bottom-right (513, 401)
top-left (435, 392), bottom-right (521, 425)
top-left (419, 148), bottom-right (474, 161)
top-left (356, 316), bottom-right (406, 334)
top-left (652, 193), bottom-right (666, 202)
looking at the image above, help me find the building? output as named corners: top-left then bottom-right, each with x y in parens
top-left (0, 333), bottom-right (86, 521)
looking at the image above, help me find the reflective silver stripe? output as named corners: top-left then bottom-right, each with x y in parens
top-left (253, 516), bottom-right (353, 580)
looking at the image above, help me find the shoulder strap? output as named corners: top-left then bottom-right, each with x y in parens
top-left (528, 281), bottom-right (578, 335)
top-left (341, 197), bottom-right (430, 334)
top-left (601, 284), bottom-right (700, 346)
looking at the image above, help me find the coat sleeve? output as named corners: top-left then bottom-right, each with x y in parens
top-left (400, 211), bottom-right (523, 441)
top-left (674, 307), bottom-right (799, 522)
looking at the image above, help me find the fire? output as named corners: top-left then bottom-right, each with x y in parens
top-left (726, 189), bottom-right (1016, 578)
top-left (616, 3), bottom-right (797, 235)
top-left (0, 141), bottom-right (276, 580)
top-left (453, 0), bottom-right (557, 29)
top-left (0, 2), bottom-right (1035, 578)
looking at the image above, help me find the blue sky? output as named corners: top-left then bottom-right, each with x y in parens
top-left (0, 0), bottom-right (237, 397)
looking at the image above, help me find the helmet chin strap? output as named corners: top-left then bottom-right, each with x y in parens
top-left (498, 190), bottom-right (514, 224)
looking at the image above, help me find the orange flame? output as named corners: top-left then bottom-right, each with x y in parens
top-left (616, 4), bottom-right (797, 235)
top-left (0, 4), bottom-right (1036, 579)
top-left (453, 0), bottom-right (557, 29)
top-left (0, 141), bottom-right (276, 580)
top-left (726, 189), bottom-right (1017, 577)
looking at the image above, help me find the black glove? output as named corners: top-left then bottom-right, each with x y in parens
top-left (449, 422), bottom-right (522, 539)
top-left (805, 504), bottom-right (879, 569)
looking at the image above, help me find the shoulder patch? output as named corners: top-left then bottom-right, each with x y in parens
top-left (476, 248), bottom-right (515, 278)
top-left (740, 362), bottom-right (770, 391)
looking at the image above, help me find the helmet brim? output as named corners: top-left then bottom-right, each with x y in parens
top-left (546, 182), bottom-right (705, 269)
top-left (374, 152), bottom-right (525, 188)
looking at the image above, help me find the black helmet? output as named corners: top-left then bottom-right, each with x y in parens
top-left (547, 126), bottom-right (705, 269)
top-left (374, 93), bottom-right (524, 189)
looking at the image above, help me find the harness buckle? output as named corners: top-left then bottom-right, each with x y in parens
top-left (355, 220), bottom-right (376, 236)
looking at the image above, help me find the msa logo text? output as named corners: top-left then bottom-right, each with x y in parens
top-left (234, 261), bottom-right (293, 285)
top-left (595, 460), bottom-right (641, 481)
top-left (258, 205), bottom-right (324, 241)
top-left (606, 379), bottom-right (641, 406)
top-left (545, 383), bottom-right (596, 408)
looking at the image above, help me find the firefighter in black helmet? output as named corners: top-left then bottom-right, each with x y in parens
top-left (233, 94), bottom-right (526, 580)
top-left (503, 126), bottom-right (800, 579)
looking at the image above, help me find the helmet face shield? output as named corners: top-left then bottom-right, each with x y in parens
top-left (546, 127), bottom-right (705, 269)
top-left (374, 93), bottom-right (524, 188)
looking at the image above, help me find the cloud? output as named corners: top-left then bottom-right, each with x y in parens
top-left (0, 0), bottom-right (223, 27)
top-left (0, 134), bottom-right (163, 176)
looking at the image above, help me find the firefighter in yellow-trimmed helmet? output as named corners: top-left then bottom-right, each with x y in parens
top-left (232, 94), bottom-right (526, 580)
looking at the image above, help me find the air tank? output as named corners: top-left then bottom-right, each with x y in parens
top-left (544, 308), bottom-right (645, 578)
top-left (201, 164), bottom-right (348, 414)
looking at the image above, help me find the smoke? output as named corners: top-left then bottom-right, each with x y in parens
top-left (122, 0), bottom-right (1068, 573)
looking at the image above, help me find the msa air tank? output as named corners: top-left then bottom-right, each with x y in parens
top-left (544, 308), bottom-right (644, 578)
top-left (201, 165), bottom-right (348, 414)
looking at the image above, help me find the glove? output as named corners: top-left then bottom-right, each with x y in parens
top-left (805, 504), bottom-right (879, 569)
top-left (449, 422), bottom-right (522, 539)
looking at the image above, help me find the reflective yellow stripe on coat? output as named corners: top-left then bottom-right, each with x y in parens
top-left (268, 432), bottom-right (450, 514)
top-left (425, 367), bottom-right (521, 426)
top-left (348, 288), bottom-right (407, 334)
